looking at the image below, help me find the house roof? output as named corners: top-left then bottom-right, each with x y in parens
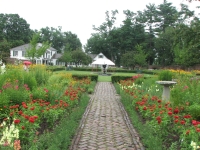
top-left (52, 53), bottom-right (62, 59)
top-left (10, 44), bottom-right (30, 51)
top-left (87, 53), bottom-right (97, 60)
top-left (10, 43), bottom-right (57, 51)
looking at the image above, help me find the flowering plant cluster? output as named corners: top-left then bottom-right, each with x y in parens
top-left (0, 69), bottom-right (92, 149)
top-left (119, 74), bottom-right (200, 149)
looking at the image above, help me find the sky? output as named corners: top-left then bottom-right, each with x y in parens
top-left (0, 0), bottom-right (199, 47)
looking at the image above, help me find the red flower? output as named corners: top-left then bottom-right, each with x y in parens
top-left (143, 106), bottom-right (147, 110)
top-left (10, 112), bottom-right (14, 116)
top-left (168, 111), bottom-right (173, 116)
top-left (14, 119), bottom-right (20, 124)
top-left (22, 126), bottom-right (25, 130)
top-left (184, 115), bottom-right (191, 119)
top-left (174, 119), bottom-right (179, 123)
top-left (192, 120), bottom-right (198, 126)
top-left (157, 100), bottom-right (162, 103)
top-left (33, 116), bottom-right (38, 119)
top-left (186, 130), bottom-right (190, 135)
top-left (156, 116), bottom-right (161, 121)
top-left (180, 120), bottom-right (186, 125)
top-left (22, 104), bottom-right (28, 109)
top-left (30, 106), bottom-right (35, 111)
top-left (168, 107), bottom-right (172, 111)
top-left (174, 115), bottom-right (179, 119)
top-left (18, 110), bottom-right (23, 115)
top-left (196, 128), bottom-right (200, 132)
top-left (29, 117), bottom-right (35, 123)
top-left (24, 115), bottom-right (29, 120)
top-left (157, 119), bottom-right (162, 124)
top-left (173, 108), bottom-right (179, 114)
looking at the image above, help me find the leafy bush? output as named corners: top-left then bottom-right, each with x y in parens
top-left (3, 83), bottom-right (30, 105)
top-left (134, 77), bottom-right (145, 85)
top-left (23, 73), bottom-right (37, 90)
top-left (158, 70), bottom-right (173, 81)
top-left (188, 104), bottom-right (200, 120)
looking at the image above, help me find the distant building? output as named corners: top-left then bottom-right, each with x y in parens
top-left (10, 43), bottom-right (60, 65)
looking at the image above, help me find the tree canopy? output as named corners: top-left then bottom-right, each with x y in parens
top-left (85, 0), bottom-right (200, 68)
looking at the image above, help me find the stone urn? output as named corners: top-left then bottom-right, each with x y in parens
top-left (156, 81), bottom-right (177, 101)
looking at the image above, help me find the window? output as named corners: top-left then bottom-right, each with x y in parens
top-left (37, 60), bottom-right (41, 64)
top-left (22, 51), bottom-right (26, 57)
top-left (13, 51), bottom-right (18, 56)
top-left (98, 55), bottom-right (103, 58)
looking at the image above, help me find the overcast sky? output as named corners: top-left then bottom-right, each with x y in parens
top-left (0, 0), bottom-right (199, 46)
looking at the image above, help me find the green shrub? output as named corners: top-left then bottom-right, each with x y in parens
top-left (4, 86), bottom-right (30, 105)
top-left (134, 77), bottom-right (145, 85)
top-left (158, 70), bottom-right (173, 81)
top-left (87, 88), bottom-right (93, 94)
top-left (188, 104), bottom-right (200, 120)
top-left (23, 73), bottom-right (37, 90)
top-left (111, 75), bottom-right (132, 83)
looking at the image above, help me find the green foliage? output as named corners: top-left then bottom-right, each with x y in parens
top-left (87, 88), bottom-right (93, 94)
top-left (2, 68), bottom-right (24, 85)
top-left (0, 39), bottom-right (11, 60)
top-left (72, 74), bottom-right (98, 82)
top-left (58, 51), bottom-right (72, 64)
top-left (121, 45), bottom-right (147, 69)
top-left (0, 13), bottom-right (32, 43)
top-left (31, 86), bottom-right (48, 100)
top-left (30, 65), bottom-right (52, 85)
top-left (134, 77), bottom-right (145, 85)
top-left (188, 104), bottom-right (200, 120)
top-left (158, 70), bottom-right (173, 81)
top-left (3, 84), bottom-right (30, 105)
top-left (39, 27), bottom-right (82, 53)
top-left (27, 94), bottom-right (90, 150)
top-left (117, 84), bottom-right (163, 149)
top-left (23, 72), bottom-right (37, 90)
top-left (71, 49), bottom-right (92, 67)
top-left (111, 75), bottom-right (133, 83)
top-left (26, 32), bottom-right (51, 62)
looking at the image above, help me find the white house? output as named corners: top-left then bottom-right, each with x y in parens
top-left (10, 43), bottom-right (62, 65)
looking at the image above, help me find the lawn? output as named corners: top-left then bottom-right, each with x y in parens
top-left (98, 75), bottom-right (111, 82)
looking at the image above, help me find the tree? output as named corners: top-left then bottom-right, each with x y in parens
top-left (71, 49), bottom-right (92, 67)
top-left (155, 0), bottom-right (178, 33)
top-left (0, 39), bottom-right (11, 61)
top-left (26, 33), bottom-right (51, 63)
top-left (142, 4), bottom-right (158, 65)
top-left (154, 27), bottom-right (176, 66)
top-left (0, 14), bottom-right (32, 43)
top-left (63, 31), bottom-right (82, 51)
top-left (173, 19), bottom-right (200, 67)
top-left (121, 45), bottom-right (147, 69)
top-left (134, 45), bottom-right (147, 68)
top-left (58, 51), bottom-right (72, 65)
top-left (121, 51), bottom-right (135, 69)
top-left (93, 10), bottom-right (119, 61)
top-left (39, 27), bottom-right (82, 53)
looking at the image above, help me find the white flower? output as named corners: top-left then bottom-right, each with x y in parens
top-left (0, 122), bottom-right (19, 146)
top-left (191, 141), bottom-right (200, 150)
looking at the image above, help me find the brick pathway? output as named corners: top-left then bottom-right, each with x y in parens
top-left (70, 82), bottom-right (145, 150)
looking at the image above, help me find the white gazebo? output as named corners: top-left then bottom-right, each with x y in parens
top-left (91, 53), bottom-right (115, 74)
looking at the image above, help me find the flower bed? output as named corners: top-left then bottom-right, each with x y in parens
top-left (0, 65), bottom-right (93, 149)
top-left (118, 73), bottom-right (200, 150)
